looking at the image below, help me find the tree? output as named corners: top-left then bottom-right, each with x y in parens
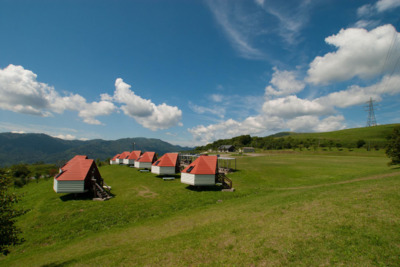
top-left (386, 127), bottom-right (400, 166)
top-left (357, 139), bottom-right (366, 148)
top-left (0, 169), bottom-right (25, 255)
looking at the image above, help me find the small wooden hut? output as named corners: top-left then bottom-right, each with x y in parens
top-left (134, 152), bottom-right (157, 169)
top-left (123, 150), bottom-right (142, 165)
top-left (117, 151), bottom-right (130, 164)
top-left (151, 153), bottom-right (179, 175)
top-left (110, 154), bottom-right (120, 165)
top-left (181, 155), bottom-right (218, 186)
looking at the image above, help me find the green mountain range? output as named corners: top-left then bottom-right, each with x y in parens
top-left (0, 133), bottom-right (192, 166)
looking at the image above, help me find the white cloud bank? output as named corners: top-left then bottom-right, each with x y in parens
top-left (0, 64), bottom-right (116, 125)
top-left (189, 23), bottom-right (400, 144)
top-left (307, 24), bottom-right (400, 85)
top-left (0, 65), bottom-right (182, 130)
top-left (110, 78), bottom-right (182, 131)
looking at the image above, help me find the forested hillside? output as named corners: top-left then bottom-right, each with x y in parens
top-left (0, 133), bottom-right (191, 166)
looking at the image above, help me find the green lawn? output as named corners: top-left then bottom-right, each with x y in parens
top-left (1, 150), bottom-right (400, 266)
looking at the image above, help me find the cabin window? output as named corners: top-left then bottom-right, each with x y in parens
top-left (186, 166), bottom-right (194, 173)
top-left (154, 160), bottom-right (160, 166)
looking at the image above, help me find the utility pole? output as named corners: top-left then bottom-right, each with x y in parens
top-left (365, 97), bottom-right (377, 127)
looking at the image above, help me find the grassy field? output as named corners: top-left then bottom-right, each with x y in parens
top-left (284, 124), bottom-right (399, 143)
top-left (1, 150), bottom-right (400, 266)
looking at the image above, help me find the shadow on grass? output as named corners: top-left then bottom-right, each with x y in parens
top-left (41, 259), bottom-right (77, 267)
top-left (59, 191), bottom-right (116, 201)
top-left (185, 185), bottom-right (223, 192)
top-left (155, 174), bottom-right (181, 180)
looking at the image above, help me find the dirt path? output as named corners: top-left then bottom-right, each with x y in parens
top-left (275, 171), bottom-right (400, 191)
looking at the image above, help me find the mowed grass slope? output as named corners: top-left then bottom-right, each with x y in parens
top-left (1, 150), bottom-right (400, 266)
top-left (284, 123), bottom-right (400, 143)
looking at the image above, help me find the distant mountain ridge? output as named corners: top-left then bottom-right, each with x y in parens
top-left (0, 133), bottom-right (192, 166)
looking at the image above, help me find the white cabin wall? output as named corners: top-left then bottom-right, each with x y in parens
top-left (53, 180), bottom-right (85, 193)
top-left (151, 166), bottom-right (175, 175)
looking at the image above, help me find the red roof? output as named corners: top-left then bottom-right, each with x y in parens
top-left (182, 155), bottom-right (217, 175)
top-left (119, 151), bottom-right (131, 159)
top-left (111, 154), bottom-right (120, 160)
top-left (137, 152), bottom-right (156, 163)
top-left (153, 153), bottom-right (178, 167)
top-left (56, 155), bottom-right (95, 181)
top-left (128, 150), bottom-right (141, 160)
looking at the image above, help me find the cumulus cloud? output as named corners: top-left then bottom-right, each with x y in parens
top-left (188, 115), bottom-right (284, 144)
top-left (265, 67), bottom-right (305, 96)
top-left (0, 64), bottom-right (116, 125)
top-left (316, 74), bottom-right (400, 108)
top-left (286, 115), bottom-right (346, 132)
top-left (188, 73), bottom-right (400, 144)
top-left (262, 95), bottom-right (331, 118)
top-left (307, 24), bottom-right (400, 85)
top-left (0, 64), bottom-right (56, 116)
top-left (112, 78), bottom-right (182, 131)
top-left (78, 100), bottom-right (116, 125)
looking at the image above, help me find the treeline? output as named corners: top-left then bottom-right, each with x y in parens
top-left (1, 163), bottom-right (58, 188)
top-left (1, 158), bottom-right (112, 188)
top-left (193, 134), bottom-right (387, 152)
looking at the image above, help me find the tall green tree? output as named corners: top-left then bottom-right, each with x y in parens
top-left (0, 170), bottom-right (25, 255)
top-left (386, 127), bottom-right (400, 166)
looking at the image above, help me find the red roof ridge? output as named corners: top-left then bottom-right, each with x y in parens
top-left (153, 153), bottom-right (178, 167)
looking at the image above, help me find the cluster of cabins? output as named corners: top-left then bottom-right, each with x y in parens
top-left (110, 150), bottom-right (221, 184)
top-left (54, 150), bottom-right (233, 199)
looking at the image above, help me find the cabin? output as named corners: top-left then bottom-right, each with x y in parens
top-left (123, 150), bottom-right (142, 165)
top-left (134, 152), bottom-right (157, 169)
top-left (117, 151), bottom-right (130, 164)
top-left (218, 145), bottom-right (235, 152)
top-left (181, 155), bottom-right (218, 186)
top-left (53, 155), bottom-right (111, 199)
top-left (110, 154), bottom-right (120, 165)
top-left (151, 153), bottom-right (179, 175)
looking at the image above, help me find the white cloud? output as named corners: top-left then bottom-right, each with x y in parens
top-left (358, 0), bottom-right (400, 17)
top-left (307, 24), bottom-right (400, 85)
top-left (112, 78), bottom-right (182, 131)
top-left (262, 95), bottom-right (331, 118)
top-left (189, 101), bottom-right (225, 119)
top-left (0, 64), bottom-right (56, 116)
top-left (265, 67), bottom-right (305, 96)
top-left (357, 4), bottom-right (375, 17)
top-left (286, 115), bottom-right (346, 132)
top-left (376, 0), bottom-right (400, 12)
top-left (78, 100), bottom-right (116, 125)
top-left (256, 0), bottom-right (313, 45)
top-left (0, 64), bottom-right (116, 125)
top-left (188, 115), bottom-right (284, 144)
top-left (52, 134), bottom-right (77, 140)
top-left (210, 94), bottom-right (223, 102)
top-left (206, 0), bottom-right (265, 60)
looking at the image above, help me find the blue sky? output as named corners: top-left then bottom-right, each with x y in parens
top-left (0, 0), bottom-right (399, 146)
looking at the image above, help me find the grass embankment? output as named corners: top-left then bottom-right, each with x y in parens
top-left (285, 124), bottom-right (399, 143)
top-left (1, 150), bottom-right (400, 266)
